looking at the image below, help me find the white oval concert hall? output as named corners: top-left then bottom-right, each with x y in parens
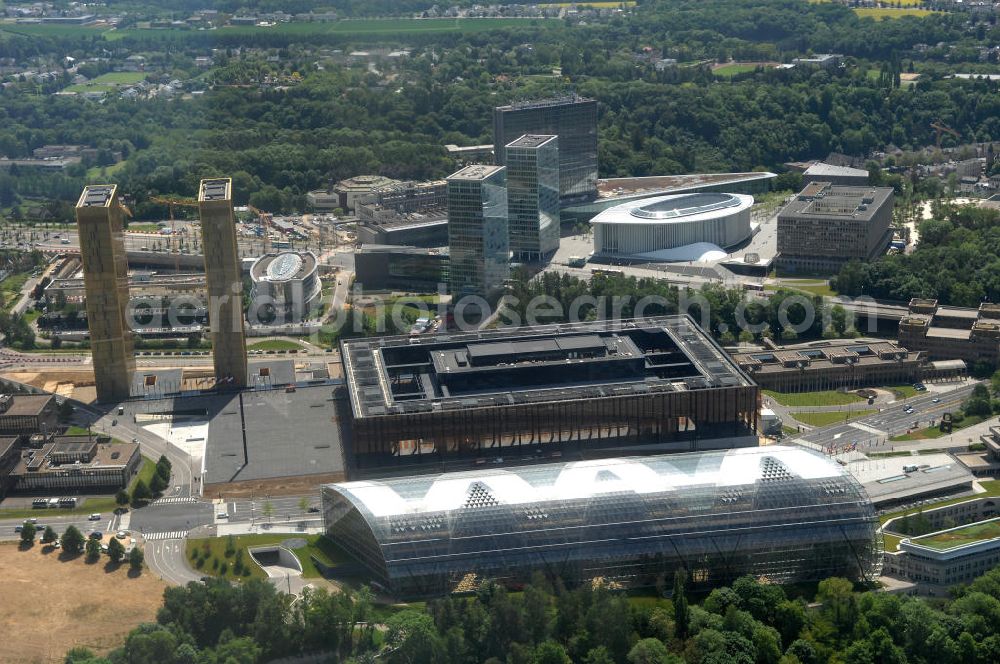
top-left (591, 192), bottom-right (753, 260)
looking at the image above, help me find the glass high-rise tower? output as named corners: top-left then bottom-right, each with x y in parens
top-left (493, 95), bottom-right (597, 205)
top-left (505, 134), bottom-right (561, 262)
top-left (447, 165), bottom-right (509, 302)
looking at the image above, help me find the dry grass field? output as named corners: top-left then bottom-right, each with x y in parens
top-left (0, 542), bottom-right (166, 663)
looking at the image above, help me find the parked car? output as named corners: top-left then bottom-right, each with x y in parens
top-left (88, 513), bottom-right (101, 521)
top-left (217, 512), bottom-right (229, 519)
top-left (116, 531), bottom-right (127, 539)
top-left (89, 531), bottom-right (103, 539)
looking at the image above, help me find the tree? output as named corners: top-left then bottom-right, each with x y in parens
top-left (107, 537), bottom-right (125, 563)
top-left (150, 471), bottom-right (168, 495)
top-left (533, 640), bottom-right (572, 664)
top-left (132, 478), bottom-right (152, 504)
top-left (62, 525), bottom-right (85, 554)
top-left (627, 638), bottom-right (680, 664)
top-left (385, 610), bottom-right (441, 664)
top-left (85, 537), bottom-right (101, 562)
top-left (115, 489), bottom-right (130, 509)
top-left (129, 546), bottom-right (144, 572)
top-left (673, 570), bottom-right (690, 639)
top-left (20, 521), bottom-right (36, 546)
top-left (41, 525), bottom-right (57, 544)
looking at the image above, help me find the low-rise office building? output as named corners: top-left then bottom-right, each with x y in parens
top-left (0, 437), bottom-right (19, 499)
top-left (801, 162), bottom-right (869, 187)
top-left (0, 394), bottom-right (58, 436)
top-left (777, 182), bottom-right (894, 273)
top-left (732, 340), bottom-right (922, 392)
top-left (9, 438), bottom-right (141, 492)
top-left (354, 245), bottom-right (448, 292)
top-left (898, 299), bottom-right (1000, 366)
top-left (332, 175), bottom-right (400, 212)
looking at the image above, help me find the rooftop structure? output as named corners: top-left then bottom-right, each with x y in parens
top-left (562, 171), bottom-right (775, 224)
top-left (332, 175), bottom-right (401, 212)
top-left (322, 445), bottom-right (882, 598)
top-left (777, 182), bottom-right (894, 273)
top-left (591, 192), bottom-right (753, 261)
top-left (75, 184), bottom-right (135, 402)
top-left (802, 162), bottom-right (869, 187)
top-left (340, 316), bottom-right (759, 472)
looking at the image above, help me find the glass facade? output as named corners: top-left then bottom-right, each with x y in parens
top-left (323, 446), bottom-right (883, 599)
top-left (446, 166), bottom-right (509, 301)
top-left (506, 135), bottom-right (561, 262)
top-left (493, 96), bottom-right (598, 205)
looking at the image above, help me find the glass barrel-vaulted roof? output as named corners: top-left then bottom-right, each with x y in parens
top-left (322, 446), bottom-right (883, 598)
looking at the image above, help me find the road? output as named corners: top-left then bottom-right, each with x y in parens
top-left (0, 510), bottom-right (126, 542)
top-left (792, 382), bottom-right (976, 452)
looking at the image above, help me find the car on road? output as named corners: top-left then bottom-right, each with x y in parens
top-left (89, 531), bottom-right (103, 539)
top-left (932, 398), bottom-right (940, 403)
top-left (217, 512), bottom-right (229, 519)
top-left (88, 513), bottom-right (101, 520)
top-left (26, 517), bottom-right (37, 524)
top-left (307, 506), bottom-right (320, 513)
top-left (14, 524), bottom-right (23, 533)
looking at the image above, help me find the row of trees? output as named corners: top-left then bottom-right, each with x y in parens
top-left (505, 271), bottom-right (859, 343)
top-left (63, 562), bottom-right (1000, 664)
top-left (20, 522), bottom-right (143, 569)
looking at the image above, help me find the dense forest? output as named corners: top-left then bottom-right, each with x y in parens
top-left (834, 204), bottom-right (1000, 306)
top-left (60, 566), bottom-right (1000, 664)
top-left (0, 1), bottom-right (998, 217)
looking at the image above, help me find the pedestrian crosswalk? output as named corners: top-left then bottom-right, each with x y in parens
top-left (151, 496), bottom-right (200, 506)
top-left (144, 531), bottom-right (187, 541)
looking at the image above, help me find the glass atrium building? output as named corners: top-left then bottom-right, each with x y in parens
top-left (322, 446), bottom-right (883, 598)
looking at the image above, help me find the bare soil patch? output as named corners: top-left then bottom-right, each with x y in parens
top-left (0, 542), bottom-right (166, 663)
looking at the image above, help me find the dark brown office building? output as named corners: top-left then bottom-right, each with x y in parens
top-left (341, 316), bottom-right (760, 473)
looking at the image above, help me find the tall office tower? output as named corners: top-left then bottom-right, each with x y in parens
top-left (505, 134), bottom-right (561, 262)
top-left (75, 185), bottom-right (135, 402)
top-left (447, 165), bottom-right (509, 301)
top-left (198, 178), bottom-right (247, 389)
top-left (493, 95), bottom-right (598, 205)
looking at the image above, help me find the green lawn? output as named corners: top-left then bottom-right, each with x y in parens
top-left (763, 389), bottom-right (864, 407)
top-left (712, 63), bottom-right (760, 78)
top-left (248, 339), bottom-right (303, 352)
top-left (885, 385), bottom-right (919, 399)
top-left (186, 533), bottom-right (352, 580)
top-left (882, 532), bottom-right (902, 552)
top-left (86, 160), bottom-right (127, 181)
top-left (1, 270), bottom-right (32, 309)
top-left (890, 414), bottom-right (989, 442)
top-left (130, 458), bottom-right (157, 495)
top-left (793, 409), bottom-right (877, 427)
top-left (912, 519), bottom-right (1000, 551)
top-left (880, 480), bottom-right (1000, 525)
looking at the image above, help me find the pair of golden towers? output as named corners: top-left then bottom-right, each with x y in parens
top-left (74, 179), bottom-right (247, 402)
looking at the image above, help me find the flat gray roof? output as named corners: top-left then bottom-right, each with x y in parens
top-left (447, 164), bottom-right (504, 181)
top-left (506, 134), bottom-right (557, 149)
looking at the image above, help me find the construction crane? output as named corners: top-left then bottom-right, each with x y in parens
top-left (931, 121), bottom-right (960, 150)
top-left (247, 204), bottom-right (271, 254)
top-left (149, 195), bottom-right (199, 270)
